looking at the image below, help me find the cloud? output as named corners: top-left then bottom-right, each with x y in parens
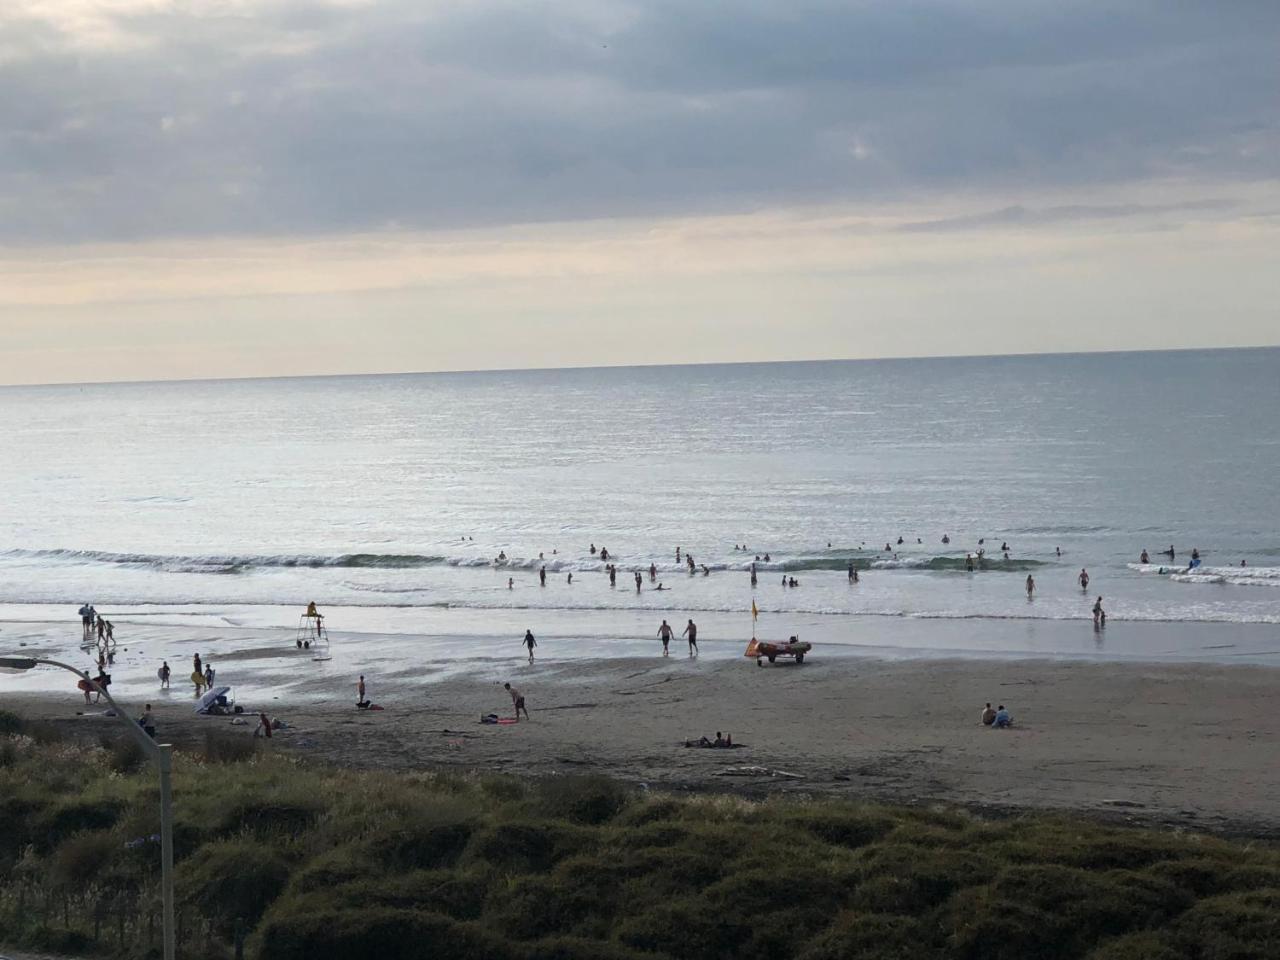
top-left (0, 0), bottom-right (1277, 244)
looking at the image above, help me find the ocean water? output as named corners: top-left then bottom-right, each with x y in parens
top-left (1, 348), bottom-right (1278, 661)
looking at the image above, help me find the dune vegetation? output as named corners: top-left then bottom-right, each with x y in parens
top-left (1, 709), bottom-right (1279, 960)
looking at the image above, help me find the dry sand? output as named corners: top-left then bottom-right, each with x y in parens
top-left (7, 631), bottom-right (1280, 836)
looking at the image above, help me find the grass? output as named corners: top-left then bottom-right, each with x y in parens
top-left (0, 715), bottom-right (1278, 959)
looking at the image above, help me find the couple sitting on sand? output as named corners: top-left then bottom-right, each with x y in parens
top-left (685, 731), bottom-right (735, 748)
top-left (981, 702), bottom-right (1013, 729)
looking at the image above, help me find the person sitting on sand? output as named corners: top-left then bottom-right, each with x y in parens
top-left (504, 682), bottom-right (529, 721)
top-left (992, 705), bottom-right (1012, 728)
top-left (981, 702), bottom-right (996, 726)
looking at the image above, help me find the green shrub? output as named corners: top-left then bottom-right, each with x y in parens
top-left (37, 798), bottom-right (123, 851)
top-left (533, 776), bottom-right (631, 825)
top-left (0, 709), bottom-right (24, 734)
top-left (1172, 888), bottom-right (1280, 957)
top-left (254, 907), bottom-right (516, 960)
top-left (615, 902), bottom-right (753, 958)
top-left (217, 797), bottom-right (322, 838)
top-left (178, 839), bottom-right (291, 931)
top-left (799, 912), bottom-right (939, 960)
top-left (50, 830), bottom-right (119, 890)
top-left (1085, 931), bottom-right (1190, 959)
top-left (364, 810), bottom-right (477, 871)
top-left (465, 820), bottom-right (592, 873)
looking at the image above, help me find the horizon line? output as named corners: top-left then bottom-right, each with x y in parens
top-left (2, 342), bottom-right (1276, 390)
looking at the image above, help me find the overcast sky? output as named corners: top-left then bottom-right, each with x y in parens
top-left (1, 0), bottom-right (1277, 384)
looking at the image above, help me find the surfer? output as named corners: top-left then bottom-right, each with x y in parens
top-left (682, 619), bottom-right (699, 657)
top-left (1078, 568), bottom-right (1090, 591)
top-left (504, 682), bottom-right (530, 721)
top-left (658, 619), bottom-right (674, 656)
top-left (1163, 545), bottom-right (1176, 559)
top-left (1026, 575), bottom-right (1035, 598)
top-left (1191, 548), bottom-right (1200, 562)
top-left (523, 630), bottom-right (537, 663)
top-left (897, 536), bottom-right (904, 545)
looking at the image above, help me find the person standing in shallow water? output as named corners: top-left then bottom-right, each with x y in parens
top-left (1092, 596), bottom-right (1106, 626)
top-left (657, 619), bottom-right (674, 657)
top-left (682, 619), bottom-right (698, 657)
top-left (1078, 568), bottom-right (1089, 592)
top-left (523, 630), bottom-right (537, 663)
top-left (539, 566), bottom-right (546, 587)
top-left (1025, 574), bottom-right (1035, 598)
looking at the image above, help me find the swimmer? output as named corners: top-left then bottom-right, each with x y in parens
top-left (590, 543), bottom-right (597, 554)
top-left (508, 577), bottom-right (514, 589)
top-left (1079, 568), bottom-right (1090, 591)
top-left (941, 534), bottom-right (950, 544)
top-left (1140, 549), bottom-right (1149, 564)
top-left (649, 563), bottom-right (657, 581)
top-left (539, 566), bottom-right (546, 587)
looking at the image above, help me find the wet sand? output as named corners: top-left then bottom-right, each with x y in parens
top-left (4, 620), bottom-right (1280, 835)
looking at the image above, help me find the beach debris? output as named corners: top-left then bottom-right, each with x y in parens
top-left (719, 765), bottom-right (804, 780)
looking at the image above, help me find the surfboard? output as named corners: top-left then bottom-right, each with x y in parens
top-left (157, 667), bottom-right (166, 680)
top-left (190, 671), bottom-right (205, 685)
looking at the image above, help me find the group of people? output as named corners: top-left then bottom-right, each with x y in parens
top-left (980, 702), bottom-right (1013, 729)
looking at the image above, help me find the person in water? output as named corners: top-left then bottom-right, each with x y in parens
top-left (1025, 575), bottom-right (1035, 598)
top-left (848, 563), bottom-right (856, 583)
top-left (941, 534), bottom-right (950, 544)
top-left (590, 543), bottom-right (596, 554)
top-left (566, 572), bottom-right (573, 585)
top-left (657, 619), bottom-right (673, 656)
top-left (1191, 548), bottom-right (1200, 561)
top-left (523, 630), bottom-right (537, 663)
top-left (1092, 596), bottom-right (1106, 626)
top-left (508, 577), bottom-right (514, 589)
top-left (1140, 549), bottom-right (1149, 564)
top-left (1163, 545), bottom-right (1176, 559)
top-left (649, 563), bottom-right (657, 580)
top-left (1079, 568), bottom-right (1090, 591)
top-left (159, 660), bottom-right (171, 689)
top-left (357, 674), bottom-right (367, 706)
top-left (683, 619), bottom-right (699, 657)
top-left (539, 566), bottom-right (546, 587)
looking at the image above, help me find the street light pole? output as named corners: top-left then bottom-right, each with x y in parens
top-left (0, 655), bottom-right (176, 960)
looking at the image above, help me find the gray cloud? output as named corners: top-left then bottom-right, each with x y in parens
top-left (0, 0), bottom-right (1277, 243)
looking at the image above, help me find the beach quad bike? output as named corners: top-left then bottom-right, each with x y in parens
top-left (744, 636), bottom-right (811, 666)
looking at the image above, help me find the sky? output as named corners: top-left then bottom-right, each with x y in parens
top-left (1, 0), bottom-right (1277, 385)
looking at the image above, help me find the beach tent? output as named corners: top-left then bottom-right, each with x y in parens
top-left (195, 685), bottom-right (234, 714)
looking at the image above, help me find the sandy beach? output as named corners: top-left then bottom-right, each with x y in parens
top-left (4, 618), bottom-right (1279, 836)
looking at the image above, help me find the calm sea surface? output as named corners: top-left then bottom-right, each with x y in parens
top-left (1, 348), bottom-right (1278, 659)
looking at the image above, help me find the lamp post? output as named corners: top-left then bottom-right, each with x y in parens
top-left (0, 656), bottom-right (176, 960)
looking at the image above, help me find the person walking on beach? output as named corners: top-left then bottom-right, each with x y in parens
top-left (1025, 574), bottom-right (1035, 598)
top-left (539, 566), bottom-right (546, 587)
top-left (504, 682), bottom-right (530, 721)
top-left (357, 674), bottom-right (366, 706)
top-left (1078, 568), bottom-right (1090, 592)
top-left (523, 629), bottom-right (537, 663)
top-left (1092, 596), bottom-right (1106, 627)
top-left (682, 619), bottom-right (698, 657)
top-left (159, 661), bottom-right (171, 689)
top-left (657, 619), bottom-right (674, 657)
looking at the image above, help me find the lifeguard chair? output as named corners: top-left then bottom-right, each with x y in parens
top-left (297, 602), bottom-right (331, 661)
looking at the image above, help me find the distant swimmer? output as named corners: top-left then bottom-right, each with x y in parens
top-left (658, 620), bottom-right (674, 656)
top-left (1092, 596), bottom-right (1106, 627)
top-left (635, 571), bottom-right (642, 592)
top-left (1140, 549), bottom-right (1149, 564)
top-left (750, 568), bottom-right (758, 586)
top-left (1078, 568), bottom-right (1089, 591)
top-left (896, 536), bottom-right (904, 545)
top-left (1241, 559), bottom-right (1248, 567)
top-left (1025, 575), bottom-right (1035, 598)
top-left (1001, 542), bottom-right (1009, 552)
top-left (600, 547), bottom-right (610, 561)
top-left (687, 555), bottom-right (696, 573)
top-left (1191, 548), bottom-right (1200, 562)
top-left (965, 554), bottom-right (975, 572)
top-left (782, 575), bottom-right (788, 586)
top-left (655, 582), bottom-right (666, 590)
top-left (649, 563), bottom-right (657, 580)
top-left (847, 562), bottom-right (855, 582)
top-left (1055, 547), bottom-right (1061, 557)
top-left (763, 553), bottom-right (771, 562)
top-left (566, 572), bottom-right (573, 585)
top-left (508, 577), bottom-right (514, 589)
top-left (788, 577), bottom-right (799, 587)
top-left (675, 547), bottom-right (681, 562)
top-left (701, 564), bottom-right (710, 576)
top-left (682, 619), bottom-right (698, 657)
top-left (609, 566), bottom-right (617, 587)
top-left (884, 543), bottom-right (892, 552)
top-left (1162, 545), bottom-right (1175, 559)
top-left (942, 534), bottom-right (950, 545)
top-left (539, 566), bottom-right (546, 587)
top-left (916, 538), bottom-right (922, 544)
top-left (590, 543), bottom-right (597, 555)
top-left (523, 629), bottom-right (537, 663)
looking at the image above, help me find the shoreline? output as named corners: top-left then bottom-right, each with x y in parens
top-left (4, 620), bottom-right (1280, 836)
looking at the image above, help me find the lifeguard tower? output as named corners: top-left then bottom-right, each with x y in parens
top-left (297, 602), bottom-right (331, 661)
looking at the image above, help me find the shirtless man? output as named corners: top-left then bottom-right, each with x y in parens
top-left (682, 619), bottom-right (698, 657)
top-left (1078, 568), bottom-right (1090, 592)
top-left (657, 619), bottom-right (674, 657)
top-left (1025, 574), bottom-right (1035, 598)
top-left (504, 682), bottom-right (529, 721)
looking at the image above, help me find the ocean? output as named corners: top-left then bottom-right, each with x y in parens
top-left (2, 347), bottom-right (1278, 663)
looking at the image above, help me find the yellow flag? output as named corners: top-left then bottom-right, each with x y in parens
top-left (751, 600), bottom-right (758, 621)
